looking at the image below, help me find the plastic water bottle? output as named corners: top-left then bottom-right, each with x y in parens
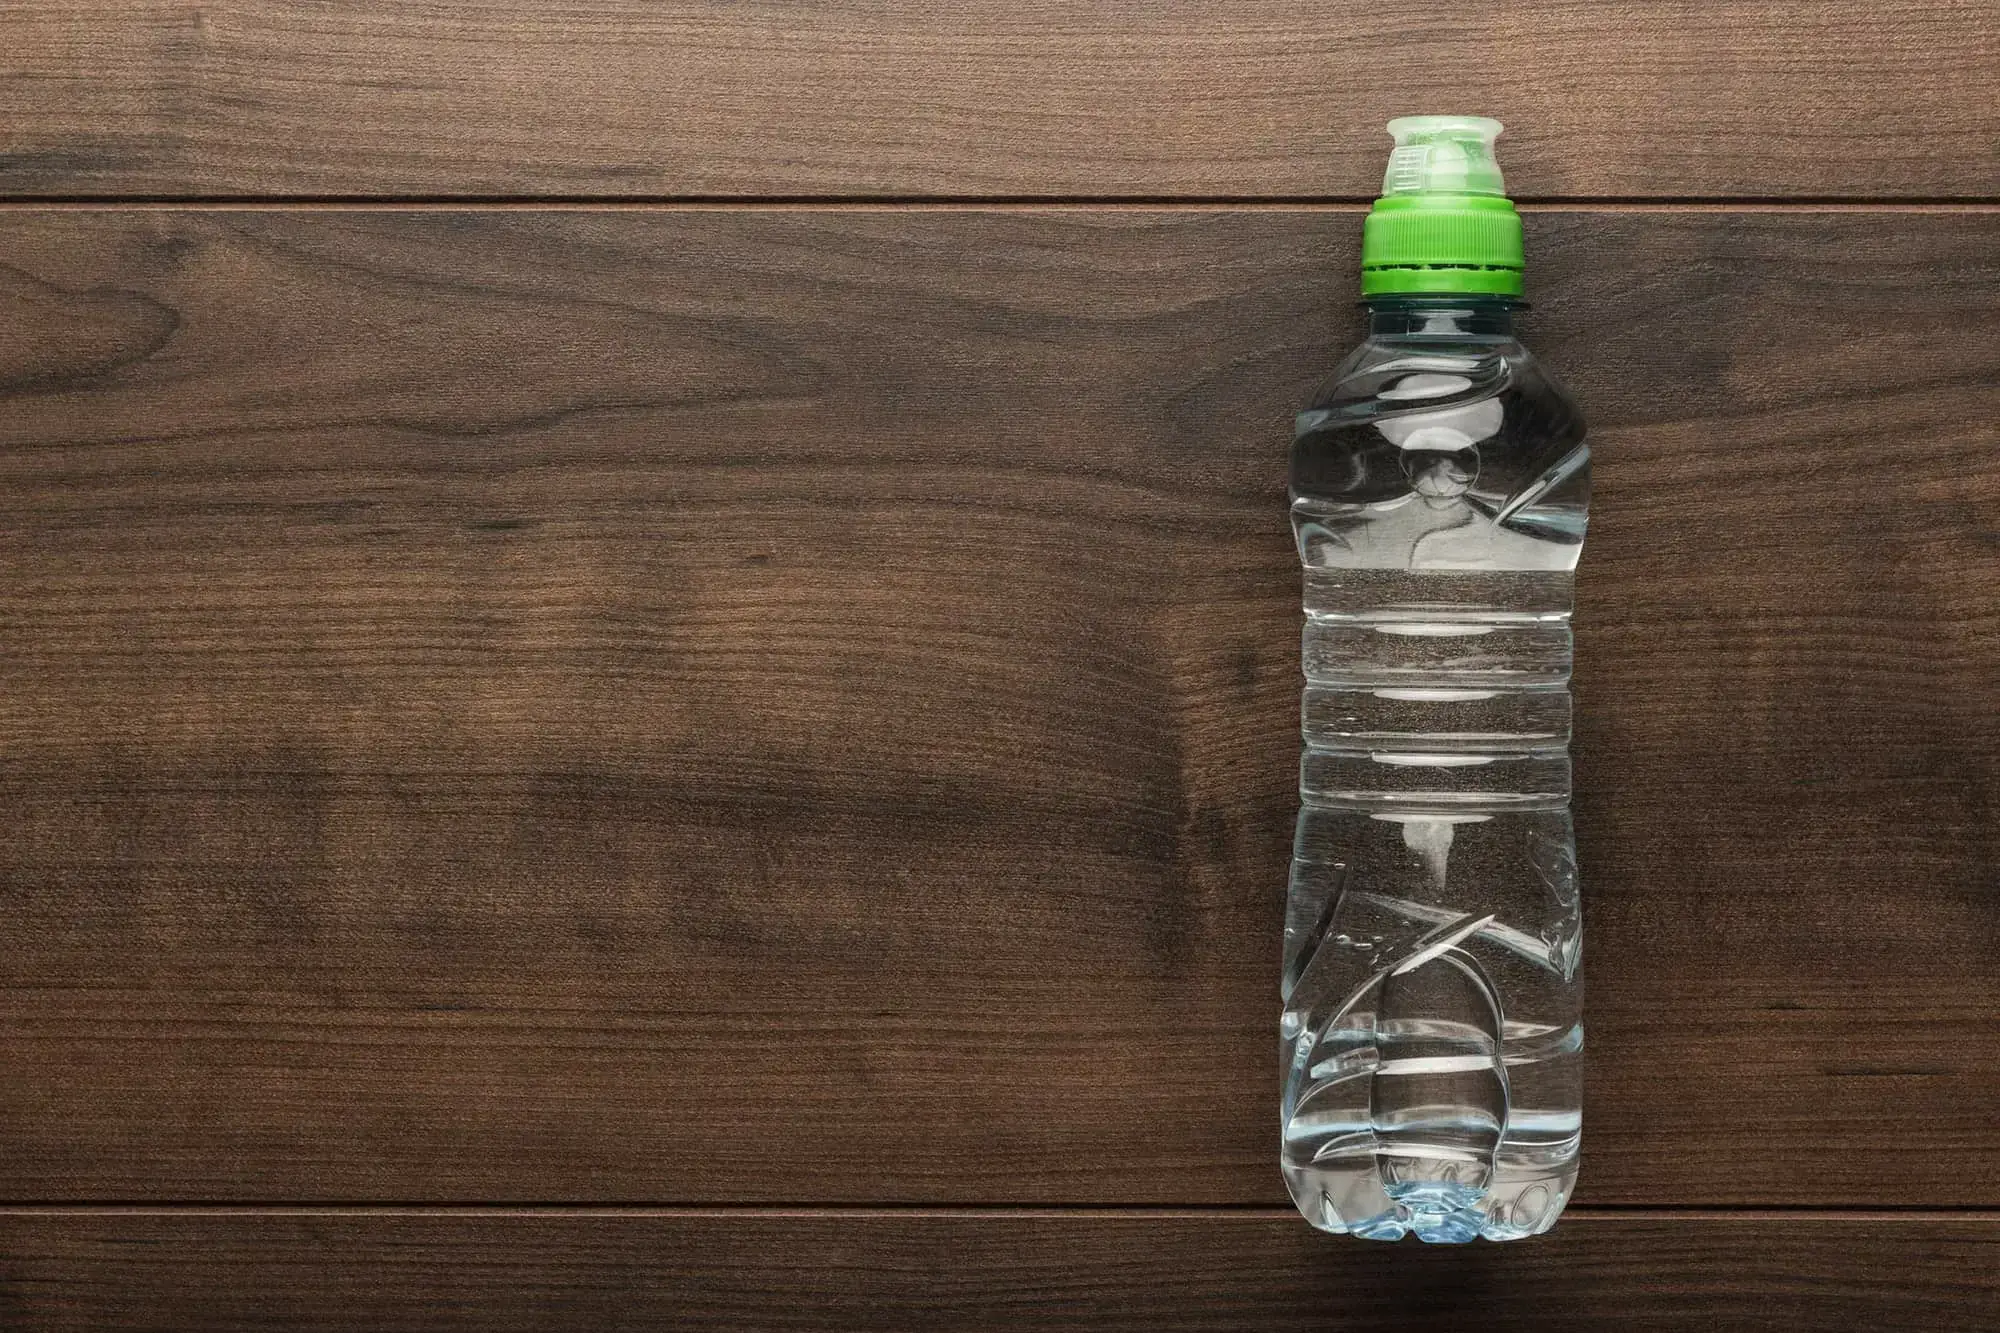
top-left (1280, 117), bottom-right (1588, 1243)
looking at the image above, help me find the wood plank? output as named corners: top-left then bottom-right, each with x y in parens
top-left (1, 1210), bottom-right (1994, 1329)
top-left (2, 3), bottom-right (1995, 199)
top-left (0, 208), bottom-right (1994, 1205)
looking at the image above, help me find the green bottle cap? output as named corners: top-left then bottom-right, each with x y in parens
top-left (1360, 116), bottom-right (1524, 298)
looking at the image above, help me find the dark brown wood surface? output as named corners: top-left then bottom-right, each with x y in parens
top-left (1, 209), bottom-right (1994, 1220)
top-left (6, 2), bottom-right (1999, 1320)
top-left (2, 2), bottom-right (1995, 199)
top-left (3, 1210), bottom-right (1994, 1330)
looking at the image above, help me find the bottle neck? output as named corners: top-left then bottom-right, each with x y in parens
top-left (1365, 296), bottom-right (1518, 339)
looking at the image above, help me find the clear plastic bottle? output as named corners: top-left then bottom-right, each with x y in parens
top-left (1280, 117), bottom-right (1588, 1243)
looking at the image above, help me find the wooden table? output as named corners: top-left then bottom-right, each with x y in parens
top-left (2, 4), bottom-right (1996, 1327)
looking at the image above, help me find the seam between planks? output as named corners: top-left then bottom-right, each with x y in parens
top-left (0, 200), bottom-right (1994, 213)
top-left (0, 1206), bottom-right (1995, 1222)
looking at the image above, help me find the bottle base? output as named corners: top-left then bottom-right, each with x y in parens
top-left (1284, 1159), bottom-right (1574, 1243)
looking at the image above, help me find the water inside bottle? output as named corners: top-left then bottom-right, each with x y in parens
top-left (1282, 306), bottom-right (1589, 1242)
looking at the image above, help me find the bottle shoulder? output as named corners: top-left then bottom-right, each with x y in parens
top-left (1304, 336), bottom-right (1583, 434)
top-left (1291, 334), bottom-right (1589, 570)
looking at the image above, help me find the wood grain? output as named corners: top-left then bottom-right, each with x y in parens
top-left (0, 208), bottom-right (1994, 1207)
top-left (2, 1210), bottom-right (1995, 1330)
top-left (2, 2), bottom-right (1995, 199)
